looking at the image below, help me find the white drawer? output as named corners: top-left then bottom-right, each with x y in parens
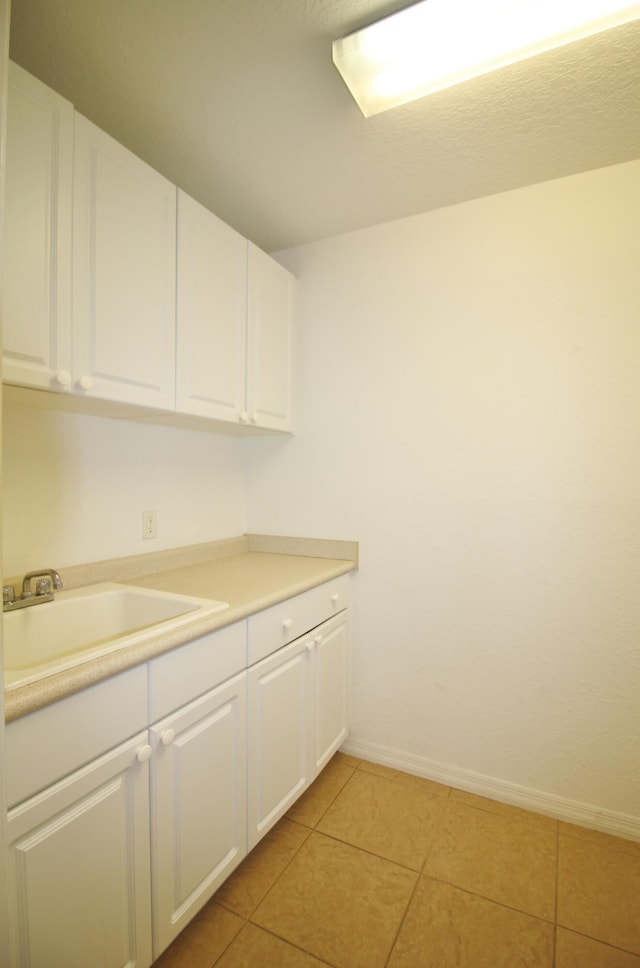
top-left (248, 591), bottom-right (310, 666)
top-left (5, 665), bottom-right (148, 808)
top-left (149, 620), bottom-right (246, 721)
top-left (307, 574), bottom-right (351, 631)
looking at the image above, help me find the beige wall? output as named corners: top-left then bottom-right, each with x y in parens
top-left (247, 159), bottom-right (640, 825)
top-left (2, 404), bottom-right (247, 574)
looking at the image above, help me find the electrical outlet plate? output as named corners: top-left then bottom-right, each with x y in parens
top-left (142, 510), bottom-right (157, 539)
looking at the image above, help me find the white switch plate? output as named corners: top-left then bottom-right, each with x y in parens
top-left (142, 510), bottom-right (157, 539)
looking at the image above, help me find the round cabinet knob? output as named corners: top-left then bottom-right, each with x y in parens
top-left (331, 593), bottom-right (340, 605)
top-left (314, 634), bottom-right (323, 646)
top-left (306, 641), bottom-right (314, 653)
top-left (55, 370), bottom-right (72, 387)
top-left (161, 729), bottom-right (176, 747)
top-left (250, 413), bottom-right (258, 425)
top-left (136, 744), bottom-right (152, 763)
top-left (77, 375), bottom-right (94, 391)
top-left (282, 618), bottom-right (293, 632)
top-left (239, 411), bottom-right (249, 424)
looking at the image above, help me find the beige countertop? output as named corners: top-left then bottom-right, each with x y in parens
top-left (4, 535), bottom-right (357, 723)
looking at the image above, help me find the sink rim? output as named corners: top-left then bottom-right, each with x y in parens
top-left (3, 581), bottom-right (229, 691)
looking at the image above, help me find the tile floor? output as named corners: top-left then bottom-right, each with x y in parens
top-left (152, 753), bottom-right (640, 968)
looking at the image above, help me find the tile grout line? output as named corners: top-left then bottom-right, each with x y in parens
top-left (210, 821), bottom-right (320, 967)
top-left (560, 928), bottom-right (640, 960)
top-left (315, 758), bottom-right (454, 876)
top-left (382, 785), bottom-right (454, 967)
top-left (215, 759), bottom-right (361, 926)
top-left (207, 917), bottom-right (240, 968)
top-left (217, 821), bottom-right (314, 921)
top-left (411, 870), bottom-right (559, 926)
top-left (298, 825), bottom-right (429, 876)
top-left (417, 795), bottom-right (559, 933)
top-left (238, 919), bottom-right (339, 968)
top-left (237, 763), bottom-right (364, 968)
top-left (228, 763), bottom-right (361, 939)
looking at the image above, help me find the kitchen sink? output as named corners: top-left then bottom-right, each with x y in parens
top-left (4, 582), bottom-right (228, 690)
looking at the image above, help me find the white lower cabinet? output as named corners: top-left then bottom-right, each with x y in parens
top-left (312, 610), bottom-right (350, 774)
top-left (5, 576), bottom-right (350, 964)
top-left (6, 730), bottom-right (153, 968)
top-left (247, 608), bottom-right (350, 850)
top-left (149, 672), bottom-right (247, 958)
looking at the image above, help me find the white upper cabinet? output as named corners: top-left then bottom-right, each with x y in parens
top-left (3, 64), bottom-right (295, 430)
top-left (176, 191), bottom-right (247, 422)
top-left (2, 62), bottom-right (74, 391)
top-left (177, 191), bottom-right (295, 432)
top-left (73, 114), bottom-right (177, 410)
top-left (247, 243), bottom-right (296, 432)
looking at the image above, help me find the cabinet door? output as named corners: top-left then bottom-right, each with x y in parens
top-left (7, 731), bottom-right (152, 968)
top-left (246, 243), bottom-right (295, 432)
top-left (2, 62), bottom-right (73, 391)
top-left (176, 190), bottom-right (247, 422)
top-left (72, 114), bottom-right (176, 409)
top-left (149, 673), bottom-right (247, 958)
top-left (248, 637), bottom-right (312, 849)
top-left (312, 611), bottom-right (350, 774)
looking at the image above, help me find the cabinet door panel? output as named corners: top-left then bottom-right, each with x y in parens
top-left (7, 732), bottom-right (152, 968)
top-left (313, 612), bottom-right (350, 774)
top-left (246, 243), bottom-right (295, 432)
top-left (248, 639), bottom-right (312, 849)
top-left (150, 673), bottom-right (247, 957)
top-left (73, 114), bottom-right (176, 409)
top-left (2, 62), bottom-right (73, 389)
top-left (176, 191), bottom-right (247, 421)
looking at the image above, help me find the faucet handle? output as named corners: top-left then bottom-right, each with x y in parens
top-left (3, 585), bottom-right (15, 605)
top-left (35, 578), bottom-right (52, 596)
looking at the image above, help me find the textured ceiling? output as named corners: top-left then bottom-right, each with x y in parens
top-left (8, 0), bottom-right (640, 252)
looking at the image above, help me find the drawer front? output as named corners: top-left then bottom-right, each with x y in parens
top-left (247, 591), bottom-right (309, 666)
top-left (5, 665), bottom-right (148, 808)
top-left (307, 574), bottom-right (351, 631)
top-left (149, 620), bottom-right (247, 721)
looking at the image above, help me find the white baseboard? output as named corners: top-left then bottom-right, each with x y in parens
top-left (341, 737), bottom-right (640, 844)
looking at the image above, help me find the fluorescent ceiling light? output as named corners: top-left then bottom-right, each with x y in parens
top-left (333, 0), bottom-right (640, 117)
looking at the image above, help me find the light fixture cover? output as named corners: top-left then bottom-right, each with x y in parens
top-left (333, 0), bottom-right (640, 117)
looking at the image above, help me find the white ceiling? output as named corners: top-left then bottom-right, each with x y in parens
top-left (9, 0), bottom-right (640, 253)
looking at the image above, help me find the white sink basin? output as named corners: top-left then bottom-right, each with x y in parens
top-left (4, 582), bottom-right (228, 690)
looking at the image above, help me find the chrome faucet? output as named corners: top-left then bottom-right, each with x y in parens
top-left (3, 569), bottom-right (63, 611)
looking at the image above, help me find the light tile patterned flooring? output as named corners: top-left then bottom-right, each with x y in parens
top-left (153, 753), bottom-right (640, 968)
